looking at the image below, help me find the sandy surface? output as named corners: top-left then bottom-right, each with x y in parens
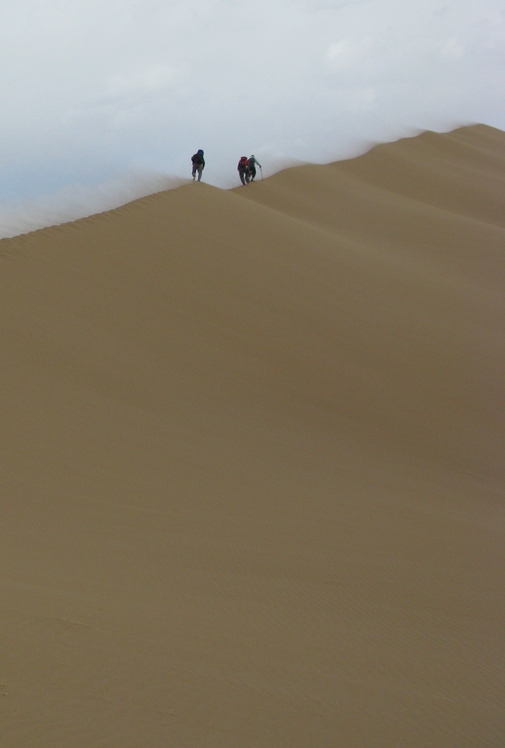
top-left (1, 125), bottom-right (504, 747)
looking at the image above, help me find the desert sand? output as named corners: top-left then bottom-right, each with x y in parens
top-left (1, 124), bottom-right (504, 747)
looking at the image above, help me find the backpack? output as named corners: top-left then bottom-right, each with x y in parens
top-left (239, 156), bottom-right (248, 168)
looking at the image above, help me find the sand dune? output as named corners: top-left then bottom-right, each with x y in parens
top-left (1, 125), bottom-right (504, 746)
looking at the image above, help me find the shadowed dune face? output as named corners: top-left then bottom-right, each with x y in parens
top-left (1, 125), bottom-right (504, 747)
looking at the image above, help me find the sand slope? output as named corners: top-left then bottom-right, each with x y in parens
top-left (1, 125), bottom-right (504, 747)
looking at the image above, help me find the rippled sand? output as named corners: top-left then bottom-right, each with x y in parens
top-left (1, 124), bottom-right (504, 747)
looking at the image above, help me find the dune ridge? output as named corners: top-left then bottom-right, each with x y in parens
top-left (1, 125), bottom-right (504, 746)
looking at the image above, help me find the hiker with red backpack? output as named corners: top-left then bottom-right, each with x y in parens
top-left (237, 156), bottom-right (250, 185)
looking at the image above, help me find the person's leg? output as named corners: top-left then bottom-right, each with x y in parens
top-left (197, 165), bottom-right (203, 181)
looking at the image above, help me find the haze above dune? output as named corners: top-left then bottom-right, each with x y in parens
top-left (1, 124), bottom-right (504, 747)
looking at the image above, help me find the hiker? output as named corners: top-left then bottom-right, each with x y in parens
top-left (237, 155), bottom-right (250, 185)
top-left (247, 155), bottom-right (262, 181)
top-left (191, 149), bottom-right (205, 181)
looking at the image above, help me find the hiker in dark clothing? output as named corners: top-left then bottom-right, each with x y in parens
top-left (237, 155), bottom-right (250, 185)
top-left (191, 149), bottom-right (205, 181)
top-left (247, 155), bottom-right (262, 181)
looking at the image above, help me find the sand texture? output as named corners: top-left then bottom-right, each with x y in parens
top-left (1, 125), bottom-right (504, 746)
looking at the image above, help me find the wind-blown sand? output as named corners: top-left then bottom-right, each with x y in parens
top-left (1, 125), bottom-right (504, 747)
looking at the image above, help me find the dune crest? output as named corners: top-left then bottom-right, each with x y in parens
top-left (1, 125), bottom-right (504, 747)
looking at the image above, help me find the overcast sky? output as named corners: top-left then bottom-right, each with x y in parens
top-left (0, 0), bottom-right (503, 235)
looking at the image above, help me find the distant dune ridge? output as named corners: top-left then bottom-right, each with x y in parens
top-left (1, 125), bottom-right (504, 747)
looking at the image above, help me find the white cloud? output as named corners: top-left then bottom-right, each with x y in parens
top-left (325, 38), bottom-right (371, 70)
top-left (106, 65), bottom-right (182, 96)
top-left (349, 88), bottom-right (378, 112)
top-left (440, 39), bottom-right (465, 59)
